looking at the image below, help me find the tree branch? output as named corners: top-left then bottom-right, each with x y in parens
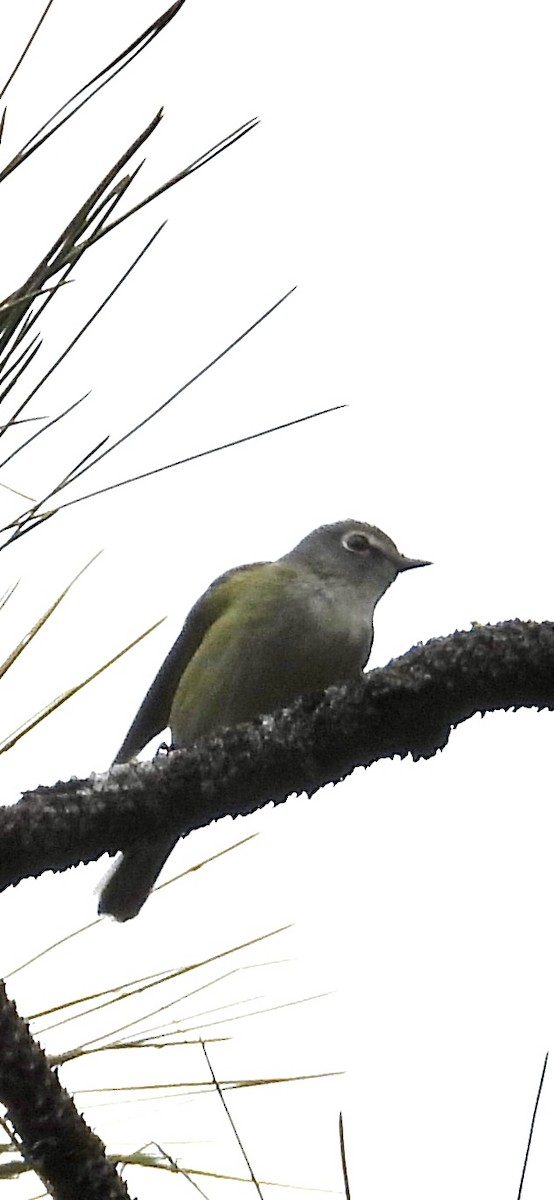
top-left (1, 620), bottom-right (553, 895)
top-left (0, 981), bottom-right (130, 1198)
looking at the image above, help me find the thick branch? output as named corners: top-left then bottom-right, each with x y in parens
top-left (0, 981), bottom-right (130, 1199)
top-left (1, 620), bottom-right (553, 893)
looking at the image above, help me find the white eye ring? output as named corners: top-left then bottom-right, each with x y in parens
top-left (342, 531), bottom-right (372, 554)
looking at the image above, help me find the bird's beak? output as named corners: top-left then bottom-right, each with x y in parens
top-left (396, 555), bottom-right (432, 572)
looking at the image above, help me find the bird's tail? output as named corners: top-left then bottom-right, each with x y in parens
top-left (97, 836), bottom-right (176, 921)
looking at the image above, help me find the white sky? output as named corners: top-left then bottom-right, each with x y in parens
top-left (1, 1), bottom-right (554, 1196)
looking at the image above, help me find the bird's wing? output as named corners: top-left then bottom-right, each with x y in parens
top-left (113, 562), bottom-right (267, 763)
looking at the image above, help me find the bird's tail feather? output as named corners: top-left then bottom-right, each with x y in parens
top-left (97, 836), bottom-right (176, 921)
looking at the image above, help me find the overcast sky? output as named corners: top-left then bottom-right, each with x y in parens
top-left (1, 2), bottom-right (554, 1197)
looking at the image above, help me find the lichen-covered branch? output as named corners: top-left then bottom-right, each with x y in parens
top-left (1, 620), bottom-right (553, 895)
top-left (0, 981), bottom-right (130, 1199)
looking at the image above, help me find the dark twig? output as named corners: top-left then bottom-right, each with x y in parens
top-left (516, 1053), bottom-right (548, 1200)
top-left (201, 1041), bottom-right (264, 1199)
top-left (339, 1113), bottom-right (351, 1200)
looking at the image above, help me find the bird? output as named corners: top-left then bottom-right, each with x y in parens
top-left (98, 519), bottom-right (430, 920)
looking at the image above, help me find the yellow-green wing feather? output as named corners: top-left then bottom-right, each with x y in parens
top-left (113, 562), bottom-right (267, 763)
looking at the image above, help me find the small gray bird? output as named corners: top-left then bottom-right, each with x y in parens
top-left (99, 520), bottom-right (429, 920)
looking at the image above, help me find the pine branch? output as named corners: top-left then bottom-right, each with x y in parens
top-left (0, 620), bottom-right (553, 896)
top-left (0, 980), bottom-right (130, 1198)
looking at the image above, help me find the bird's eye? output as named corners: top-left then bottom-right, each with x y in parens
top-left (342, 531), bottom-right (372, 554)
